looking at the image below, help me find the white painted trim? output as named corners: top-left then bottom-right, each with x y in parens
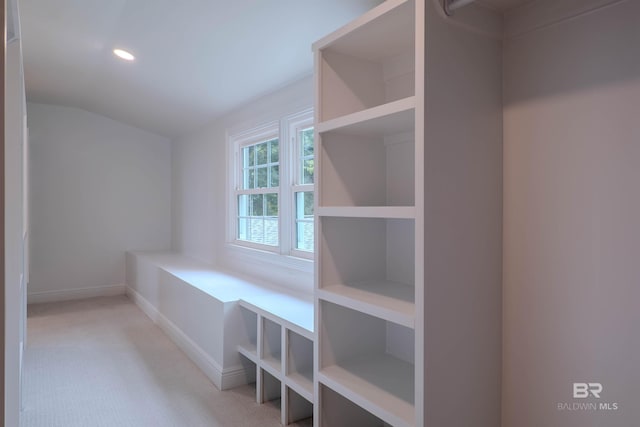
top-left (224, 243), bottom-right (313, 275)
top-left (27, 284), bottom-right (126, 304)
top-left (125, 287), bottom-right (249, 391)
top-left (221, 365), bottom-right (254, 390)
top-left (155, 310), bottom-right (225, 390)
top-left (225, 107), bottom-right (315, 263)
top-left (125, 286), bottom-right (159, 323)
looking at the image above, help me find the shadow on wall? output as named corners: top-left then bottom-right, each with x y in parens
top-left (503, 0), bottom-right (640, 107)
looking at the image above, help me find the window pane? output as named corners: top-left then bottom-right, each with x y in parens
top-left (302, 128), bottom-right (314, 156)
top-left (238, 217), bottom-right (248, 240)
top-left (265, 193), bottom-right (278, 217)
top-left (264, 219), bottom-right (279, 246)
top-left (249, 219), bottom-right (264, 244)
top-left (246, 146), bottom-right (255, 167)
top-left (295, 191), bottom-right (314, 251)
top-left (304, 191), bottom-right (313, 217)
top-left (270, 139), bottom-right (279, 163)
top-left (250, 194), bottom-right (263, 216)
top-left (237, 193), bottom-right (278, 247)
top-left (238, 194), bottom-right (249, 216)
top-left (296, 221), bottom-right (314, 252)
top-left (296, 192), bottom-right (314, 219)
top-left (244, 168), bottom-right (255, 189)
top-left (257, 166), bottom-right (268, 188)
top-left (298, 127), bottom-right (314, 185)
top-left (302, 159), bottom-right (314, 185)
top-left (256, 142), bottom-right (268, 165)
top-left (270, 165), bottom-right (279, 187)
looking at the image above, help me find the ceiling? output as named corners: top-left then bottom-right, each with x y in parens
top-left (20, 0), bottom-right (534, 140)
top-left (20, 0), bottom-right (382, 139)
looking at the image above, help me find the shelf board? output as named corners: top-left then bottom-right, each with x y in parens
top-left (261, 355), bottom-right (282, 376)
top-left (240, 296), bottom-right (314, 337)
top-left (318, 354), bottom-right (415, 427)
top-left (237, 344), bottom-right (257, 363)
top-left (285, 371), bottom-right (314, 402)
top-left (318, 281), bottom-right (415, 328)
top-left (317, 97), bottom-right (415, 138)
top-left (317, 206), bottom-right (415, 219)
top-left (313, 0), bottom-right (414, 62)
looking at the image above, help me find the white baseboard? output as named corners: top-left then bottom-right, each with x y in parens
top-left (221, 365), bottom-right (254, 391)
top-left (125, 286), bottom-right (159, 323)
top-left (126, 287), bottom-right (245, 391)
top-left (28, 284), bottom-right (126, 304)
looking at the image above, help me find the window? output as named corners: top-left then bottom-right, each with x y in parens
top-left (237, 137), bottom-right (280, 246)
top-left (292, 126), bottom-right (314, 253)
top-left (228, 109), bottom-right (314, 260)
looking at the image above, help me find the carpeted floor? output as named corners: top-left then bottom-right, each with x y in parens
top-left (23, 295), bottom-right (313, 427)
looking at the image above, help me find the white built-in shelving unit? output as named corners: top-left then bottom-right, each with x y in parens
top-left (237, 296), bottom-right (315, 425)
top-left (313, 0), bottom-right (424, 425)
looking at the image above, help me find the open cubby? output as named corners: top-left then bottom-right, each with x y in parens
top-left (237, 306), bottom-right (258, 360)
top-left (317, 0), bottom-right (415, 121)
top-left (286, 330), bottom-right (314, 397)
top-left (285, 386), bottom-right (314, 425)
top-left (238, 300), bottom-right (315, 423)
top-left (261, 318), bottom-right (282, 373)
top-left (238, 354), bottom-right (257, 384)
top-left (260, 369), bottom-right (282, 406)
top-left (319, 130), bottom-right (414, 208)
top-left (319, 384), bottom-right (386, 427)
top-left (318, 301), bottom-right (414, 427)
top-left (319, 216), bottom-right (415, 325)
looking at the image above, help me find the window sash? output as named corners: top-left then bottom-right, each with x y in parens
top-left (231, 123), bottom-right (280, 252)
top-left (240, 138), bottom-right (280, 190)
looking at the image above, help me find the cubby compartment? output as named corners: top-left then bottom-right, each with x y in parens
top-left (286, 330), bottom-right (314, 400)
top-left (316, 0), bottom-right (415, 121)
top-left (238, 354), bottom-right (257, 385)
top-left (319, 130), bottom-right (414, 209)
top-left (318, 217), bottom-right (415, 326)
top-left (285, 386), bottom-right (314, 425)
top-left (318, 301), bottom-right (414, 427)
top-left (261, 318), bottom-right (282, 373)
top-left (260, 369), bottom-right (281, 406)
top-left (237, 306), bottom-right (258, 361)
top-left (319, 382), bottom-right (388, 427)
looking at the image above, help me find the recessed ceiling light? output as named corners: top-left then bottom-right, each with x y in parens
top-left (113, 48), bottom-right (135, 61)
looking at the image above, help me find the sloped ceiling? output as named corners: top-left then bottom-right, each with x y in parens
top-left (20, 0), bottom-right (539, 139)
top-left (20, 0), bottom-right (382, 139)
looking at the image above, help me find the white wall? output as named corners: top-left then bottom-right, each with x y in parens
top-left (4, 28), bottom-right (27, 427)
top-left (172, 76), bottom-right (313, 292)
top-left (503, 1), bottom-right (640, 426)
top-left (422, 1), bottom-right (503, 426)
top-left (27, 103), bottom-right (172, 302)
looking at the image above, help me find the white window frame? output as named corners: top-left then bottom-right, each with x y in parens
top-left (288, 111), bottom-right (315, 260)
top-left (226, 108), bottom-right (314, 262)
top-left (228, 121), bottom-right (281, 253)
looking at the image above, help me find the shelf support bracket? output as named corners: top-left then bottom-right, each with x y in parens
top-left (443, 0), bottom-right (478, 16)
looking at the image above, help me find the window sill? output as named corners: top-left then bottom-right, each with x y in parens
top-left (224, 242), bottom-right (314, 275)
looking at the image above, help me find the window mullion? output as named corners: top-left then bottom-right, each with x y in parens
top-left (279, 119), bottom-right (292, 256)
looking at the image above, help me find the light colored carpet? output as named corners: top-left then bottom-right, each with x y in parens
top-left (23, 295), bottom-right (313, 427)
